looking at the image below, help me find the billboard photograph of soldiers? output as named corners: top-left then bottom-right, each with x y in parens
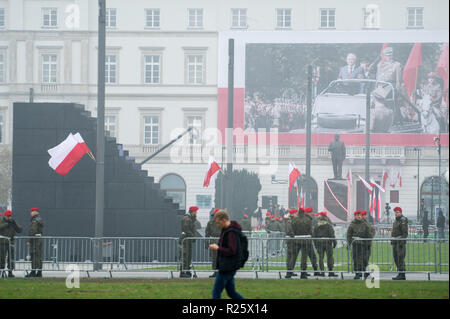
top-left (0, 0), bottom-right (448, 313)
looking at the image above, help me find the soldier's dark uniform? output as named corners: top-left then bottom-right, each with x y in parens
top-left (0, 212), bottom-right (23, 277)
top-left (285, 211), bottom-right (298, 278)
top-left (391, 209), bottom-right (408, 280)
top-left (205, 216), bottom-right (222, 277)
top-left (293, 210), bottom-right (318, 279)
top-left (306, 213), bottom-right (319, 275)
top-left (347, 213), bottom-right (372, 279)
top-left (313, 215), bottom-right (337, 277)
top-left (362, 213), bottom-right (375, 278)
top-left (240, 217), bottom-right (252, 232)
top-left (27, 212), bottom-right (44, 277)
top-left (179, 210), bottom-right (197, 277)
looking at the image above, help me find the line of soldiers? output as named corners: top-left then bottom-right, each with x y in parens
top-left (285, 207), bottom-right (338, 279)
top-left (0, 207), bottom-right (44, 278)
top-left (264, 212), bottom-right (285, 232)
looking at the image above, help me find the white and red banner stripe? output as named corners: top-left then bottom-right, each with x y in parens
top-left (48, 133), bottom-right (91, 176)
top-left (203, 156), bottom-right (221, 187)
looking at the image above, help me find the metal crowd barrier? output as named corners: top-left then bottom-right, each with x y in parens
top-left (0, 235), bottom-right (448, 277)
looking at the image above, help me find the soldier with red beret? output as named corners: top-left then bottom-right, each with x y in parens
top-left (179, 206), bottom-right (199, 278)
top-left (240, 213), bottom-right (252, 232)
top-left (304, 207), bottom-right (320, 277)
top-left (391, 206), bottom-right (408, 280)
top-left (285, 208), bottom-right (300, 278)
top-left (361, 211), bottom-right (375, 279)
top-left (313, 212), bottom-right (338, 277)
top-left (346, 210), bottom-right (372, 279)
top-left (205, 208), bottom-right (222, 278)
top-left (26, 207), bottom-right (44, 277)
top-left (0, 210), bottom-right (23, 277)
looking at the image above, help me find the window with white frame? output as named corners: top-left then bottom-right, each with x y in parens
top-left (146, 9), bottom-right (160, 28)
top-left (187, 115), bottom-right (203, 145)
top-left (407, 7), bottom-right (423, 28)
top-left (105, 54), bottom-right (117, 84)
top-left (0, 113), bottom-right (3, 144)
top-left (106, 8), bottom-right (117, 28)
top-left (143, 115), bottom-right (159, 145)
top-left (187, 55), bottom-right (204, 85)
top-left (320, 8), bottom-right (335, 28)
top-left (231, 8), bottom-right (247, 28)
top-left (276, 9), bottom-right (291, 28)
top-left (105, 115), bottom-right (117, 138)
top-left (188, 8), bottom-right (203, 28)
top-left (42, 8), bottom-right (57, 27)
top-left (0, 8), bottom-right (5, 27)
top-left (144, 55), bottom-right (160, 84)
top-left (0, 53), bottom-right (4, 83)
top-left (41, 54), bottom-right (57, 83)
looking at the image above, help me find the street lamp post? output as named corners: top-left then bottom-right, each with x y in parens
top-left (434, 136), bottom-right (442, 219)
top-left (413, 147), bottom-right (420, 222)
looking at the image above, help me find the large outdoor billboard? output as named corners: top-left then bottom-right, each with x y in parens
top-left (217, 31), bottom-right (449, 146)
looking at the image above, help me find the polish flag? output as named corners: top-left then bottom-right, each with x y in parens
top-left (389, 168), bottom-right (396, 188)
top-left (288, 162), bottom-right (301, 191)
top-left (377, 192), bottom-right (382, 222)
top-left (397, 170), bottom-right (402, 188)
top-left (382, 170), bottom-right (389, 189)
top-left (370, 178), bottom-right (386, 193)
top-left (48, 133), bottom-right (91, 176)
top-left (203, 156), bottom-right (221, 187)
top-left (402, 43), bottom-right (422, 101)
top-left (346, 169), bottom-right (352, 187)
top-left (358, 176), bottom-right (373, 194)
top-left (436, 43), bottom-right (449, 105)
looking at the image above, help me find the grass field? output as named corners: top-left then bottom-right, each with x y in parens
top-left (0, 278), bottom-right (447, 299)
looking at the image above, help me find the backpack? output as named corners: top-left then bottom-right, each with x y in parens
top-left (235, 229), bottom-right (249, 269)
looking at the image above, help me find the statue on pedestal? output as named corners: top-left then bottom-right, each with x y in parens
top-left (328, 134), bottom-right (346, 180)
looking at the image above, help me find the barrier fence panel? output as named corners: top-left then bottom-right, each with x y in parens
top-left (351, 238), bottom-right (449, 274)
top-left (0, 236), bottom-right (12, 277)
top-left (12, 237), bottom-right (94, 272)
top-left (100, 237), bottom-right (179, 272)
top-left (265, 237), bottom-right (349, 275)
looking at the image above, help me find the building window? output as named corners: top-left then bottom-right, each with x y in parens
top-left (105, 115), bottom-right (117, 138)
top-left (42, 8), bottom-right (57, 28)
top-left (187, 55), bottom-right (204, 84)
top-left (187, 115), bottom-right (203, 145)
top-left (41, 54), bottom-right (57, 83)
top-left (390, 190), bottom-right (399, 203)
top-left (196, 195), bottom-right (212, 209)
top-left (0, 53), bottom-right (4, 83)
top-left (276, 9), bottom-right (291, 28)
top-left (143, 115), bottom-right (159, 145)
top-left (144, 55), bottom-right (160, 84)
top-left (232, 8), bottom-right (247, 28)
top-left (160, 174), bottom-right (186, 210)
top-left (363, 5), bottom-right (380, 29)
top-left (106, 8), bottom-right (117, 28)
top-left (320, 8), bottom-right (335, 28)
top-left (145, 9), bottom-right (160, 28)
top-left (0, 114), bottom-right (3, 144)
top-left (407, 7), bottom-right (423, 28)
top-left (188, 8), bottom-right (203, 28)
top-left (0, 8), bottom-right (5, 27)
top-left (105, 55), bottom-right (117, 84)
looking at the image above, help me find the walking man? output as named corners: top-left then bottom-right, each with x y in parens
top-left (209, 210), bottom-right (244, 299)
top-left (25, 208), bottom-right (44, 278)
top-left (391, 206), bottom-right (408, 280)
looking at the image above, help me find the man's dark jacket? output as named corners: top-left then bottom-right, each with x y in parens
top-left (217, 221), bottom-right (243, 272)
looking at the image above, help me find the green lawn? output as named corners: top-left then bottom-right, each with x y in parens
top-left (0, 278), bottom-right (447, 299)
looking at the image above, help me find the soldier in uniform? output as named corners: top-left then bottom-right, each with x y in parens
top-left (361, 210), bottom-right (375, 279)
top-left (376, 47), bottom-right (402, 93)
top-left (421, 72), bottom-right (446, 131)
top-left (391, 206), bottom-right (408, 280)
top-left (240, 214), bottom-right (252, 232)
top-left (264, 212), bottom-right (272, 230)
top-left (347, 210), bottom-right (372, 279)
top-left (205, 208), bottom-right (222, 278)
top-left (285, 209), bottom-right (299, 278)
top-left (0, 210), bottom-right (23, 278)
top-left (179, 206), bottom-right (199, 278)
top-left (305, 207), bottom-right (320, 276)
top-left (25, 208), bottom-right (44, 278)
top-left (313, 212), bottom-right (338, 277)
top-left (293, 207), bottom-right (319, 279)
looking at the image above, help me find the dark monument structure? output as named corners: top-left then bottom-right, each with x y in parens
top-left (12, 102), bottom-right (183, 238)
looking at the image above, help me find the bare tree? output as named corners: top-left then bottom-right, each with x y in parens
top-left (0, 146), bottom-right (12, 208)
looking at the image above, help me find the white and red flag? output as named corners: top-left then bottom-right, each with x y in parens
top-left (397, 169), bottom-right (402, 188)
top-left (382, 170), bottom-right (389, 189)
top-left (358, 176), bottom-right (373, 194)
top-left (203, 156), bottom-right (221, 187)
top-left (288, 162), bottom-right (301, 191)
top-left (48, 133), bottom-right (93, 176)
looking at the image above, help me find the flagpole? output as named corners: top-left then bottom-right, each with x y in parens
top-left (365, 87), bottom-right (371, 215)
top-left (94, 0), bottom-right (106, 271)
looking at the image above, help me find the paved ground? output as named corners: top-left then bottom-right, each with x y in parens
top-left (8, 270), bottom-right (449, 281)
